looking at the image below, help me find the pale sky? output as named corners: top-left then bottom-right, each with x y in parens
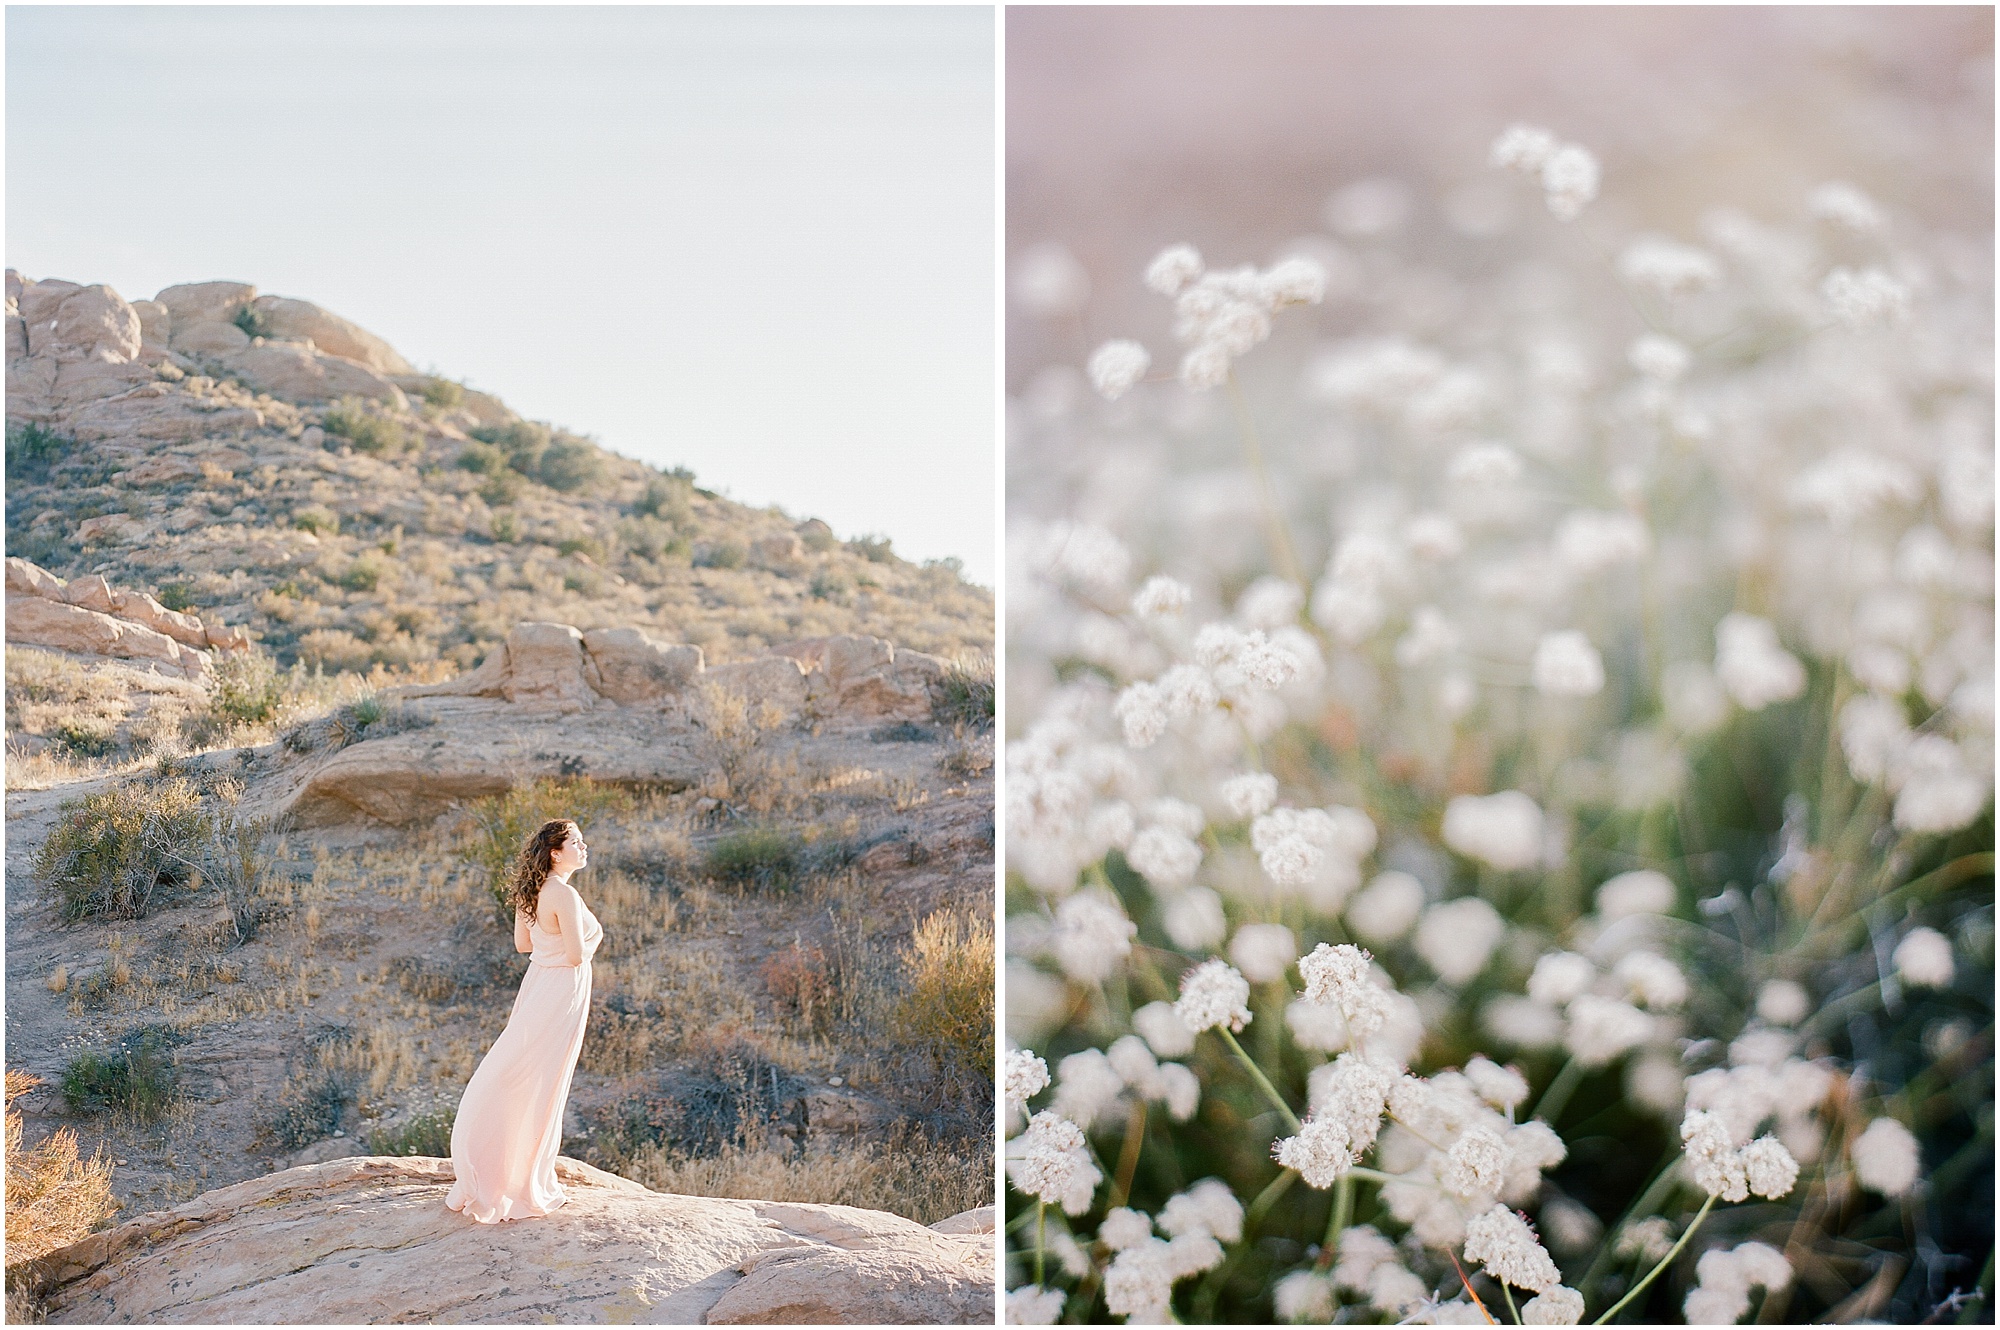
top-left (7, 5), bottom-right (997, 585)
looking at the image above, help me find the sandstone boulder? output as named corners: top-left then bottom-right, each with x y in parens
top-left (7, 312), bottom-right (26, 360)
top-left (249, 294), bottom-right (414, 375)
top-left (119, 453), bottom-right (204, 487)
top-left (219, 342), bottom-right (402, 405)
top-left (581, 626), bottom-right (703, 703)
top-left (707, 656), bottom-right (810, 719)
top-left (130, 298), bottom-right (170, 350)
top-left (16, 277), bottom-right (82, 328)
top-left (154, 280), bottom-right (256, 329)
top-left (4, 596), bottom-right (203, 679)
top-left (171, 320), bottom-right (251, 356)
top-left (752, 531), bottom-right (806, 569)
top-left (74, 514), bottom-right (146, 545)
top-left (49, 357), bottom-right (160, 409)
top-left (17, 1155), bottom-right (993, 1325)
top-left (46, 285), bottom-right (142, 363)
top-left (775, 635), bottom-right (944, 723)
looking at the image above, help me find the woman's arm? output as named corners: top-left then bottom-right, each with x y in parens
top-left (514, 908), bottom-right (534, 954)
top-left (548, 883), bottom-right (587, 967)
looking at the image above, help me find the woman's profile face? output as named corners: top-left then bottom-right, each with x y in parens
top-left (553, 824), bottom-right (589, 874)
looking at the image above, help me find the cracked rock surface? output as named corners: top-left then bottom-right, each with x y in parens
top-left (21, 1155), bottom-right (995, 1325)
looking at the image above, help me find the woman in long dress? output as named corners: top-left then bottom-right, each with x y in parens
top-left (445, 817), bottom-right (603, 1223)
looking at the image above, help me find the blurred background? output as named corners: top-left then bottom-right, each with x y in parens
top-left (1008, 6), bottom-right (1991, 393)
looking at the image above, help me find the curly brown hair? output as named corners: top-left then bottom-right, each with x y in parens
top-left (507, 819), bottom-right (577, 926)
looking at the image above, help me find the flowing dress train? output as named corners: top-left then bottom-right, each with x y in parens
top-left (445, 893), bottom-right (602, 1223)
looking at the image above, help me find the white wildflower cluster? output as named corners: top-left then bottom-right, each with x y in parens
top-left (1684, 1242), bottom-right (1792, 1324)
top-left (1008, 74), bottom-right (1988, 1322)
top-left (1085, 242), bottom-right (1328, 401)
top-left (1006, 1110), bottom-right (1103, 1215)
top-left (1490, 124), bottom-right (1601, 220)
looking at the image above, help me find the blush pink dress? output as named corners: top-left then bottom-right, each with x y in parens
top-left (445, 886), bottom-right (602, 1223)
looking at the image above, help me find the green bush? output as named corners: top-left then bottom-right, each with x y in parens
top-left (931, 655), bottom-right (995, 730)
top-left (810, 568), bottom-right (852, 602)
top-left (480, 470), bottom-right (525, 507)
top-left (156, 582), bottom-right (197, 613)
top-left (337, 557), bottom-right (385, 593)
top-left (455, 441), bottom-right (507, 475)
top-left (60, 1026), bottom-right (182, 1119)
top-left (322, 399), bottom-right (406, 456)
top-left (469, 420), bottom-right (550, 475)
top-left (421, 377), bottom-right (464, 410)
top-left (231, 305), bottom-right (268, 338)
top-left (6, 421), bottom-right (73, 479)
top-left (704, 827), bottom-right (805, 892)
top-left (292, 506), bottom-right (339, 536)
top-left (846, 534), bottom-right (895, 563)
top-left (489, 511), bottom-right (521, 542)
top-left (369, 1109), bottom-right (456, 1157)
top-left (538, 435), bottom-right (606, 493)
top-left (34, 778), bottom-right (210, 922)
top-left (210, 649), bottom-right (287, 725)
top-left (52, 720), bottom-right (117, 759)
top-left (636, 475), bottom-right (695, 526)
top-left (694, 540), bottom-right (746, 570)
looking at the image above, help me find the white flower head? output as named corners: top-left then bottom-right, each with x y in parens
top-left (1533, 630), bottom-right (1606, 697)
top-left (1088, 340), bottom-right (1152, 400)
top-left (1715, 613), bottom-right (1806, 711)
top-left (1893, 927), bottom-right (1955, 989)
top-left (1442, 791), bottom-right (1545, 871)
top-left (1416, 897), bottom-right (1506, 985)
top-left (1132, 574), bottom-right (1192, 618)
top-left (1851, 1117), bottom-right (1920, 1196)
top-left (1132, 1001), bottom-right (1197, 1059)
top-left (1229, 922), bottom-right (1299, 983)
top-left (1822, 266), bottom-right (1912, 329)
top-left (1541, 143), bottom-right (1600, 221)
top-left (1006, 1048), bottom-right (1051, 1115)
top-left (1175, 959), bottom-right (1253, 1033)
top-left (1145, 243), bottom-right (1204, 296)
top-left (1462, 1203), bottom-right (1564, 1292)
top-left (1221, 771), bottom-right (1278, 819)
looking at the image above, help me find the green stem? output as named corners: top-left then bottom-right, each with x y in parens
top-left (1245, 1166), bottom-right (1298, 1230)
top-left (1035, 1201), bottom-right (1046, 1288)
top-left (1502, 1281), bottom-right (1522, 1325)
top-left (1217, 1026), bottom-right (1302, 1133)
top-left (1225, 371), bottom-right (1304, 587)
top-left (1578, 1154), bottom-right (1681, 1295)
top-left (1316, 1174), bottom-right (1355, 1274)
top-left (1592, 1194), bottom-right (1716, 1324)
top-left (1534, 1057), bottom-right (1586, 1126)
top-left (1347, 1165), bottom-right (1441, 1190)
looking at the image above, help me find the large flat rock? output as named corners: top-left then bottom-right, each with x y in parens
top-left (20, 1156), bottom-right (995, 1325)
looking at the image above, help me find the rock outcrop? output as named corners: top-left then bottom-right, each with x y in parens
top-left (17, 1155), bottom-right (994, 1325)
top-left (248, 621), bottom-right (948, 827)
top-left (5, 557), bottom-right (249, 681)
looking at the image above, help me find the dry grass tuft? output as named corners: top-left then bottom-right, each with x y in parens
top-left (4, 1068), bottom-right (117, 1268)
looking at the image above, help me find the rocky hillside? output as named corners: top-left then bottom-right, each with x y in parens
top-left (4, 272), bottom-right (990, 681)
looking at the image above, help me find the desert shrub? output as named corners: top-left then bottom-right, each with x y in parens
top-left (488, 511), bottom-right (521, 542)
top-left (704, 826), bottom-right (804, 892)
top-left (580, 1037), bottom-right (800, 1161)
top-left (808, 567), bottom-right (853, 602)
top-left (5, 1068), bottom-right (117, 1266)
top-left (462, 777), bottom-right (634, 926)
top-left (939, 735), bottom-right (994, 780)
top-left (872, 721), bottom-right (937, 743)
top-left (617, 1124), bottom-right (989, 1227)
top-left (155, 582), bottom-right (197, 613)
top-left (5, 421), bottom-right (74, 479)
top-left (480, 470), bottom-right (525, 507)
top-left (321, 399), bottom-right (406, 456)
top-left (635, 474), bottom-right (694, 526)
top-left (209, 648), bottom-right (287, 726)
top-left (421, 376), bottom-right (463, 410)
top-left (58, 1026), bottom-right (183, 1119)
top-left (455, 440), bottom-right (507, 474)
top-left (693, 539), bottom-right (746, 570)
top-left (368, 1109), bottom-right (455, 1157)
top-left (537, 435), bottom-right (606, 493)
top-left (203, 805), bottom-right (271, 947)
top-left (294, 629), bottom-right (373, 674)
top-left (8, 527), bottom-right (74, 569)
top-left (231, 304), bottom-right (267, 338)
top-left (845, 534), bottom-right (895, 563)
top-left (336, 556), bottom-right (386, 593)
top-left (931, 655), bottom-right (994, 730)
top-left (292, 505), bottom-right (339, 535)
top-left (469, 419), bottom-right (550, 475)
top-left (797, 520), bottom-right (839, 554)
top-left (891, 908), bottom-right (993, 1084)
top-left (759, 939), bottom-right (833, 1029)
top-left (615, 515), bottom-right (676, 560)
top-left (50, 720), bottom-right (117, 759)
top-left (34, 778), bottom-right (208, 921)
